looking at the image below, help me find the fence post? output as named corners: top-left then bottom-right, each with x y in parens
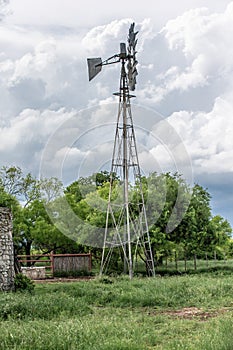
top-left (194, 254), bottom-right (197, 271)
top-left (175, 251), bottom-right (178, 271)
top-left (89, 251), bottom-right (92, 272)
top-left (214, 250), bottom-right (217, 261)
top-left (224, 253), bottom-right (227, 264)
top-left (50, 251), bottom-right (54, 277)
top-left (205, 252), bottom-right (208, 268)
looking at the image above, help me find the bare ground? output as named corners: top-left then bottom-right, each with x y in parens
top-left (155, 307), bottom-right (231, 321)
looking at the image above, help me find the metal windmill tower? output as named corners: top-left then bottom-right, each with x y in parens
top-left (87, 23), bottom-right (155, 278)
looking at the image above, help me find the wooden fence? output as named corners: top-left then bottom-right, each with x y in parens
top-left (53, 253), bottom-right (92, 274)
top-left (17, 252), bottom-right (92, 279)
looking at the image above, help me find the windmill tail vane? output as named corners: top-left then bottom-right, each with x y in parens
top-left (87, 22), bottom-right (138, 90)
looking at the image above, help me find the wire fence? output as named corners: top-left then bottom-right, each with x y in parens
top-left (153, 251), bottom-right (233, 274)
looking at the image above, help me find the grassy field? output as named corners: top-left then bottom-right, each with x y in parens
top-left (1, 272), bottom-right (233, 349)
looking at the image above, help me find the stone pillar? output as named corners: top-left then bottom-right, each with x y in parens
top-left (0, 208), bottom-right (15, 291)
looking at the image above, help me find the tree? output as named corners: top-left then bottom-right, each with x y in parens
top-left (0, 166), bottom-right (73, 256)
top-left (21, 173), bottom-right (40, 207)
top-left (64, 175), bottom-right (119, 262)
top-left (0, 165), bottom-right (40, 206)
top-left (175, 184), bottom-right (212, 256)
top-left (146, 172), bottom-right (191, 259)
top-left (0, 166), bottom-right (23, 196)
top-left (39, 177), bottom-right (63, 203)
top-left (14, 198), bottom-right (81, 258)
top-left (95, 170), bottom-right (119, 187)
top-left (0, 185), bottom-right (19, 209)
top-left (206, 215), bottom-right (232, 258)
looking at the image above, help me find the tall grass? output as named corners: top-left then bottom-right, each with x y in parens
top-left (0, 273), bottom-right (233, 349)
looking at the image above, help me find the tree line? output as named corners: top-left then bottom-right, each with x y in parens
top-left (0, 165), bottom-right (232, 267)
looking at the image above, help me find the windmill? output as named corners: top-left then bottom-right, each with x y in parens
top-left (87, 23), bottom-right (155, 278)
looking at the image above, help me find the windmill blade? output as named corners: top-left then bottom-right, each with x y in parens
top-left (87, 58), bottom-right (102, 81)
top-left (128, 22), bottom-right (138, 47)
top-left (127, 23), bottom-right (139, 91)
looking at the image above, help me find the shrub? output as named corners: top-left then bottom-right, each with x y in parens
top-left (14, 273), bottom-right (35, 293)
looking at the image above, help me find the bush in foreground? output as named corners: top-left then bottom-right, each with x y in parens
top-left (14, 273), bottom-right (35, 293)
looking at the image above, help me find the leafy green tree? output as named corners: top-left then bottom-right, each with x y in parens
top-left (145, 172), bottom-right (191, 259)
top-left (14, 198), bottom-right (80, 258)
top-left (64, 175), bottom-right (120, 262)
top-left (0, 165), bottom-right (40, 206)
top-left (39, 177), bottom-right (63, 203)
top-left (174, 184), bottom-right (213, 257)
top-left (0, 185), bottom-right (19, 209)
top-left (95, 170), bottom-right (119, 187)
top-left (206, 215), bottom-right (232, 258)
top-left (64, 181), bottom-right (83, 204)
top-left (0, 166), bottom-right (23, 195)
top-left (228, 239), bottom-right (233, 258)
top-left (0, 166), bottom-right (74, 256)
top-left (21, 173), bottom-right (41, 207)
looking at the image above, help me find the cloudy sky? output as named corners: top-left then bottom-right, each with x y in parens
top-left (1, 0), bottom-right (233, 226)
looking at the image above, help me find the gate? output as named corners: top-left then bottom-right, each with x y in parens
top-left (17, 252), bottom-right (92, 279)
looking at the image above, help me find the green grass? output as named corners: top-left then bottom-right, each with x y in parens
top-left (1, 273), bottom-right (233, 349)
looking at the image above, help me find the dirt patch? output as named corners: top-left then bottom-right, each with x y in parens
top-left (162, 307), bottom-right (229, 321)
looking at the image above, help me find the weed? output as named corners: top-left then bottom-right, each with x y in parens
top-left (14, 273), bottom-right (35, 293)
